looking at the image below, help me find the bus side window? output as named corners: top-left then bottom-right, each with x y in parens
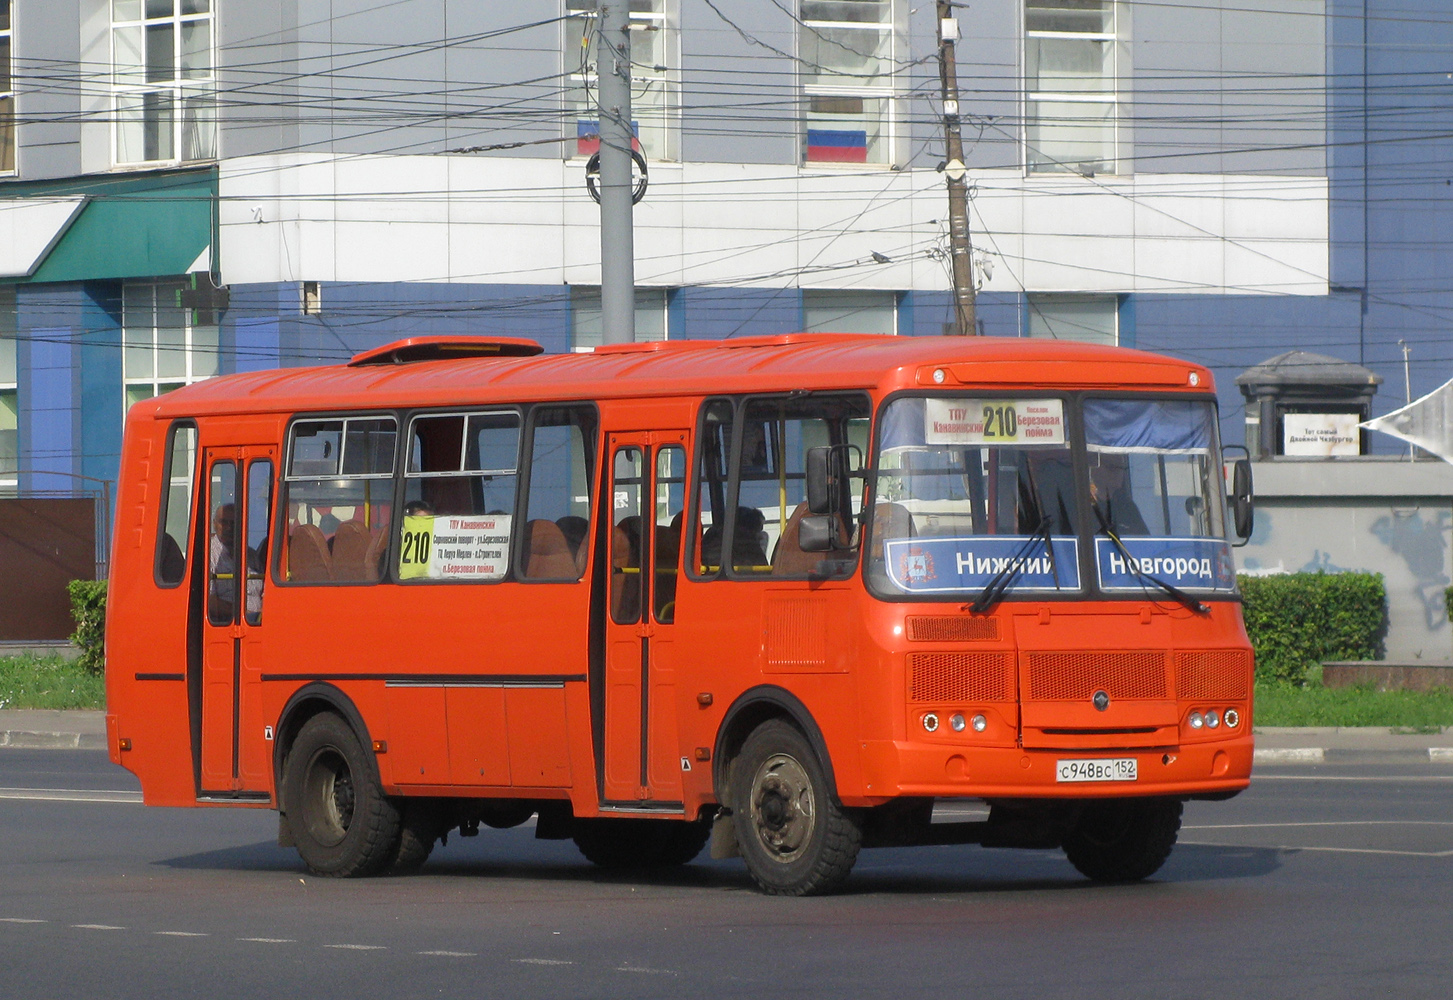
top-left (282, 417), bottom-right (396, 584)
top-left (400, 411), bottom-right (519, 583)
top-left (690, 399), bottom-right (733, 578)
top-left (736, 394), bottom-right (870, 578)
top-left (519, 405), bottom-right (596, 581)
top-left (155, 422), bottom-right (197, 587)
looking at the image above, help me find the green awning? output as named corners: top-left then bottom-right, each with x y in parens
top-left (0, 167), bottom-right (216, 284)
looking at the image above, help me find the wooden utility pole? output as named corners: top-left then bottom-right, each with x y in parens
top-left (936, 1), bottom-right (977, 335)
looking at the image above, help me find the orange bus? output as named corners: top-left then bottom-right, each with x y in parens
top-left (105, 333), bottom-right (1256, 895)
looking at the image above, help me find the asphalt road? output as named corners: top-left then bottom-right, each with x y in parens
top-left (1, 750), bottom-right (1451, 1000)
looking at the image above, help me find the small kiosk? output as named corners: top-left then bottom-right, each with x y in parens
top-left (1235, 350), bottom-right (1383, 459)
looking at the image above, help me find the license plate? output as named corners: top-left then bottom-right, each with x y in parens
top-left (1056, 757), bottom-right (1138, 783)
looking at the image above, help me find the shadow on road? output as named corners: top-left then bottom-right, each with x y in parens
top-left (153, 839), bottom-right (1283, 893)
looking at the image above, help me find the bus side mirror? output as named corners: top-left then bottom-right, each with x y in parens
top-left (799, 515), bottom-right (834, 552)
top-left (1223, 446), bottom-right (1254, 545)
top-left (805, 446), bottom-right (833, 514)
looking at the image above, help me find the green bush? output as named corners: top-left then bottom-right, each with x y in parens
top-left (1445, 585), bottom-right (1453, 624)
top-left (67, 579), bottom-right (108, 677)
top-left (1239, 572), bottom-right (1385, 686)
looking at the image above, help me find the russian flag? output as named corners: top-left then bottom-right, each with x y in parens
top-left (807, 128), bottom-right (868, 163)
top-left (577, 120), bottom-right (641, 156)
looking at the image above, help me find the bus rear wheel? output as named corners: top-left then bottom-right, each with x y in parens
top-left (573, 817), bottom-right (710, 868)
top-left (731, 719), bottom-right (862, 896)
top-left (1062, 798), bottom-right (1182, 883)
top-left (284, 713), bottom-right (401, 877)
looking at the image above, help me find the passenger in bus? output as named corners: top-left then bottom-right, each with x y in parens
top-left (1090, 452), bottom-right (1149, 536)
top-left (208, 503), bottom-right (238, 621)
top-left (700, 505), bottom-right (768, 571)
top-left (557, 515), bottom-right (589, 561)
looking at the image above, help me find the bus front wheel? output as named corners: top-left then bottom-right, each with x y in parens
top-left (731, 719), bottom-right (862, 896)
top-left (1062, 798), bottom-right (1182, 883)
top-left (284, 713), bottom-right (401, 877)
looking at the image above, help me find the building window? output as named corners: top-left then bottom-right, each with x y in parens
top-left (0, 286), bottom-right (15, 494)
top-left (566, 0), bottom-right (678, 162)
top-left (800, 0), bottom-right (895, 165)
top-left (0, 1), bottom-right (13, 174)
top-left (1025, 0), bottom-right (1117, 174)
top-left (570, 286), bottom-right (668, 352)
top-left (123, 280), bottom-right (219, 410)
top-left (1026, 293), bottom-right (1118, 345)
top-left (112, 0), bottom-right (216, 165)
top-left (803, 289), bottom-right (898, 334)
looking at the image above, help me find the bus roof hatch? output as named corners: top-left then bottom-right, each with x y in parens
top-left (348, 336), bottom-right (545, 366)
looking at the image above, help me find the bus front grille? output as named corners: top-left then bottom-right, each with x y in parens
top-left (1175, 650), bottom-right (1251, 701)
top-left (908, 651), bottom-right (1014, 703)
top-left (1024, 651), bottom-right (1168, 701)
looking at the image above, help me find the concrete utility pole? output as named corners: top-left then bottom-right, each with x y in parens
top-left (597, 1), bottom-right (635, 345)
top-left (936, 1), bottom-right (977, 335)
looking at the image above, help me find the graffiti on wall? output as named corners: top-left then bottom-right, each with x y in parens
top-left (1370, 508), bottom-right (1452, 631)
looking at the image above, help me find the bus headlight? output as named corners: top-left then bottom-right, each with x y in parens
top-left (1205, 709), bottom-right (1221, 729)
top-left (1225, 708), bottom-right (1240, 729)
top-left (923, 713), bottom-right (940, 733)
top-left (950, 714), bottom-right (966, 732)
top-left (971, 714), bottom-right (987, 733)
top-left (1189, 711), bottom-right (1204, 730)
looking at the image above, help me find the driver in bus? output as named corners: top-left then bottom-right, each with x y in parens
top-left (1089, 452), bottom-right (1149, 536)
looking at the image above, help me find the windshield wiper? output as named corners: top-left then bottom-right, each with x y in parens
top-left (970, 516), bottom-right (1056, 614)
top-left (1092, 504), bottom-right (1209, 615)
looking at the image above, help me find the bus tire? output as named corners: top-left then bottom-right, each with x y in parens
top-left (387, 800), bottom-right (441, 875)
top-left (731, 718), bottom-right (862, 896)
top-left (284, 712), bottom-right (401, 878)
top-left (573, 817), bottom-right (710, 868)
top-left (1062, 798), bottom-right (1182, 883)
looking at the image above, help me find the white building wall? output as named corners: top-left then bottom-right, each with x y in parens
top-left (220, 154), bottom-right (1328, 296)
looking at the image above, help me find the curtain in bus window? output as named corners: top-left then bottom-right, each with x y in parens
top-left (520, 406), bottom-right (596, 580)
top-left (732, 395), bottom-right (869, 579)
top-left (691, 400), bottom-right (733, 577)
top-left (284, 417), bottom-right (397, 584)
top-left (155, 423), bottom-right (196, 586)
top-left (1082, 398), bottom-right (1213, 455)
top-left (399, 412), bottom-right (519, 582)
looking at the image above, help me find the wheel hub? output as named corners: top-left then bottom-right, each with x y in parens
top-left (303, 748), bottom-right (354, 848)
top-left (750, 753), bottom-right (814, 863)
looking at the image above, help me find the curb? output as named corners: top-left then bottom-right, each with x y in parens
top-left (0, 732), bottom-right (107, 750)
top-left (1255, 747), bottom-right (1453, 764)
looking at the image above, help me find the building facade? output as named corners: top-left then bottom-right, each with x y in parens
top-left (0, 0), bottom-right (1446, 499)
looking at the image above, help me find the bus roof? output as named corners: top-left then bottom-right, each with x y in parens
top-left (146, 334), bottom-right (1213, 420)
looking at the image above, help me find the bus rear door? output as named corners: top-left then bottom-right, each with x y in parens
top-left (602, 431), bottom-right (689, 808)
top-left (199, 446), bottom-right (276, 796)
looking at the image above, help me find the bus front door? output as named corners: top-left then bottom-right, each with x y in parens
top-left (198, 446), bottom-right (276, 796)
top-left (602, 433), bottom-right (690, 808)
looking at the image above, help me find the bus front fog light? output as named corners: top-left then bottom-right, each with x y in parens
top-left (971, 714), bottom-right (987, 733)
top-left (950, 714), bottom-right (966, 732)
top-left (1189, 711), bottom-right (1204, 730)
top-left (923, 713), bottom-right (940, 733)
top-left (1205, 709), bottom-right (1220, 729)
top-left (1225, 708), bottom-right (1240, 729)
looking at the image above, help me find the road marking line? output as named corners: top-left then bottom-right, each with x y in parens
top-left (1430, 748), bottom-right (1453, 761)
top-left (1181, 840), bottom-right (1453, 858)
top-left (1185, 821), bottom-right (1453, 830)
top-left (1254, 748), bottom-right (1325, 763)
top-left (0, 787), bottom-right (142, 804)
top-left (514, 959), bottom-right (573, 966)
top-left (616, 967), bottom-right (678, 975)
top-left (0, 918), bottom-right (46, 924)
top-left (418, 950), bottom-right (476, 957)
top-left (238, 938), bottom-right (295, 944)
top-left (155, 931), bottom-right (209, 937)
top-left (325, 944), bottom-right (386, 951)
top-left (1254, 774), bottom-right (1453, 782)
top-left (71, 924), bottom-right (125, 931)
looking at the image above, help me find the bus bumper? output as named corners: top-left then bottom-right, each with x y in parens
top-left (853, 735), bottom-right (1254, 804)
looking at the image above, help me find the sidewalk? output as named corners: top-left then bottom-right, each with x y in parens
top-left (0, 711), bottom-right (1450, 762)
top-left (0, 710), bottom-right (106, 750)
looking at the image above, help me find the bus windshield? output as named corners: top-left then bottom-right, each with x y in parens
top-left (866, 395), bottom-right (1236, 599)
